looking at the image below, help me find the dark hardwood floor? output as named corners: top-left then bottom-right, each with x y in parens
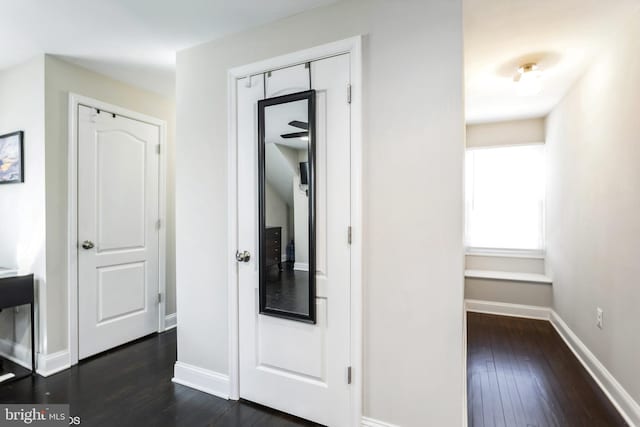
top-left (265, 266), bottom-right (309, 315)
top-left (0, 330), bottom-right (320, 427)
top-left (467, 312), bottom-right (628, 427)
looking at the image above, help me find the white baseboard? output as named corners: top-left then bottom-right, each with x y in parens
top-left (37, 350), bottom-right (70, 377)
top-left (464, 299), bottom-right (640, 426)
top-left (293, 262), bottom-right (309, 272)
top-left (172, 361), bottom-right (229, 399)
top-left (0, 337), bottom-right (31, 370)
top-left (361, 416), bottom-right (399, 427)
top-left (464, 299), bottom-right (550, 320)
top-left (1, 337), bottom-right (71, 377)
top-left (550, 311), bottom-right (640, 427)
top-left (164, 313), bottom-right (177, 330)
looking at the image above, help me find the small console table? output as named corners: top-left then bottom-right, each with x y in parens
top-left (0, 273), bottom-right (35, 384)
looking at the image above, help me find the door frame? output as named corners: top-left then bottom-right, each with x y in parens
top-left (227, 36), bottom-right (363, 426)
top-left (67, 93), bottom-right (169, 366)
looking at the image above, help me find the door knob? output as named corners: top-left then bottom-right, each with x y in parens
top-left (82, 240), bottom-right (95, 250)
top-left (236, 250), bottom-right (251, 262)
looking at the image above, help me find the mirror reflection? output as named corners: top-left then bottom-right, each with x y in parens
top-left (259, 91), bottom-right (315, 323)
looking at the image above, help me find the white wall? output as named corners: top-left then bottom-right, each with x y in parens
top-left (466, 117), bottom-right (545, 148)
top-left (43, 55), bottom-right (176, 354)
top-left (175, 0), bottom-right (464, 425)
top-left (546, 10), bottom-right (640, 405)
top-left (265, 181), bottom-right (289, 255)
top-left (0, 56), bottom-right (46, 357)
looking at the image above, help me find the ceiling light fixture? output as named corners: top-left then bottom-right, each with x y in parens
top-left (514, 63), bottom-right (542, 96)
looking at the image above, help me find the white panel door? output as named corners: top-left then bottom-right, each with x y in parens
top-left (78, 105), bottom-right (160, 359)
top-left (237, 54), bottom-right (351, 426)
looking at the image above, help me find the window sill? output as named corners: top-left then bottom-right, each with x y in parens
top-left (465, 247), bottom-right (545, 259)
top-left (465, 269), bottom-right (552, 284)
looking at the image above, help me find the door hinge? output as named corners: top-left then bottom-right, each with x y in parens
top-left (156, 219), bottom-right (161, 230)
top-left (347, 226), bottom-right (352, 245)
top-left (347, 366), bottom-right (352, 384)
top-left (347, 84), bottom-right (352, 104)
top-left (157, 293), bottom-right (162, 304)
top-left (156, 144), bottom-right (161, 154)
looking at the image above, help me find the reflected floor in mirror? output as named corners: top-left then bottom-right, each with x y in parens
top-left (265, 265), bottom-right (309, 316)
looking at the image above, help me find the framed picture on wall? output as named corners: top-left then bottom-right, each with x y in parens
top-left (0, 131), bottom-right (24, 184)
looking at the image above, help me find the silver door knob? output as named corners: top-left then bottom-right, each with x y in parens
top-left (236, 250), bottom-right (250, 262)
top-left (82, 240), bottom-right (95, 250)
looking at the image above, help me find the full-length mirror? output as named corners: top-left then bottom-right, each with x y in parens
top-left (258, 90), bottom-right (316, 323)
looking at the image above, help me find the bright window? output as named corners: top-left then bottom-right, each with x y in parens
top-left (465, 144), bottom-right (545, 252)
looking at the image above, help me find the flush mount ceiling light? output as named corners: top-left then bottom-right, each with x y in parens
top-left (514, 63), bottom-right (542, 96)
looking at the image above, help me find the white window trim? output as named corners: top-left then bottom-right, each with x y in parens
top-left (465, 247), bottom-right (545, 259)
top-left (464, 269), bottom-right (552, 284)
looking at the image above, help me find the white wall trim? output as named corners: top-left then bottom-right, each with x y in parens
top-left (293, 262), bottom-right (309, 272)
top-left (67, 93), bottom-right (168, 366)
top-left (36, 350), bottom-right (71, 377)
top-left (550, 311), bottom-right (640, 427)
top-left (226, 59), bottom-right (240, 401)
top-left (172, 362), bottom-right (230, 400)
top-left (164, 313), bottom-right (177, 330)
top-left (0, 337), bottom-right (32, 370)
top-left (157, 108), bottom-right (169, 334)
top-left (0, 338), bottom-right (70, 377)
top-left (465, 269), bottom-right (552, 284)
top-left (465, 247), bottom-right (545, 259)
top-left (361, 416), bottom-right (400, 427)
top-left (464, 299), bottom-right (550, 320)
top-left (226, 36), bottom-right (363, 426)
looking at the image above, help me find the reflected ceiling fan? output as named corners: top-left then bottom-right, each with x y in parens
top-left (280, 120), bottom-right (309, 139)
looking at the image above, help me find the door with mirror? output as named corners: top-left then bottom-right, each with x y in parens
top-left (237, 54), bottom-right (352, 426)
top-left (259, 90), bottom-right (316, 323)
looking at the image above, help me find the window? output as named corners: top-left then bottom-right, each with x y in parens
top-left (465, 144), bottom-right (545, 253)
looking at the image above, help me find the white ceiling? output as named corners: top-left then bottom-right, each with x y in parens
top-left (265, 99), bottom-right (309, 147)
top-left (0, 0), bottom-right (337, 98)
top-left (464, 0), bottom-right (640, 124)
top-left (265, 100), bottom-right (308, 205)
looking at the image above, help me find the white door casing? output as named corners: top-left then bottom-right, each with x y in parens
top-left (77, 105), bottom-right (161, 359)
top-left (236, 54), bottom-right (351, 426)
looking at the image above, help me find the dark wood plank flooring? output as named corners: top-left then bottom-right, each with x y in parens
top-left (265, 267), bottom-right (309, 315)
top-left (0, 330), bottom-right (320, 427)
top-left (467, 312), bottom-right (628, 427)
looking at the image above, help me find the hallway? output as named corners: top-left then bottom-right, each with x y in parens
top-left (467, 313), bottom-right (627, 426)
top-left (0, 330), bottom-right (319, 427)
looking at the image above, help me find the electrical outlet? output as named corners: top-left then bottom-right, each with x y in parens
top-left (596, 307), bottom-right (603, 329)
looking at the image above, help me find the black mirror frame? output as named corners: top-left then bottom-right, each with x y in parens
top-left (257, 90), bottom-right (316, 324)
